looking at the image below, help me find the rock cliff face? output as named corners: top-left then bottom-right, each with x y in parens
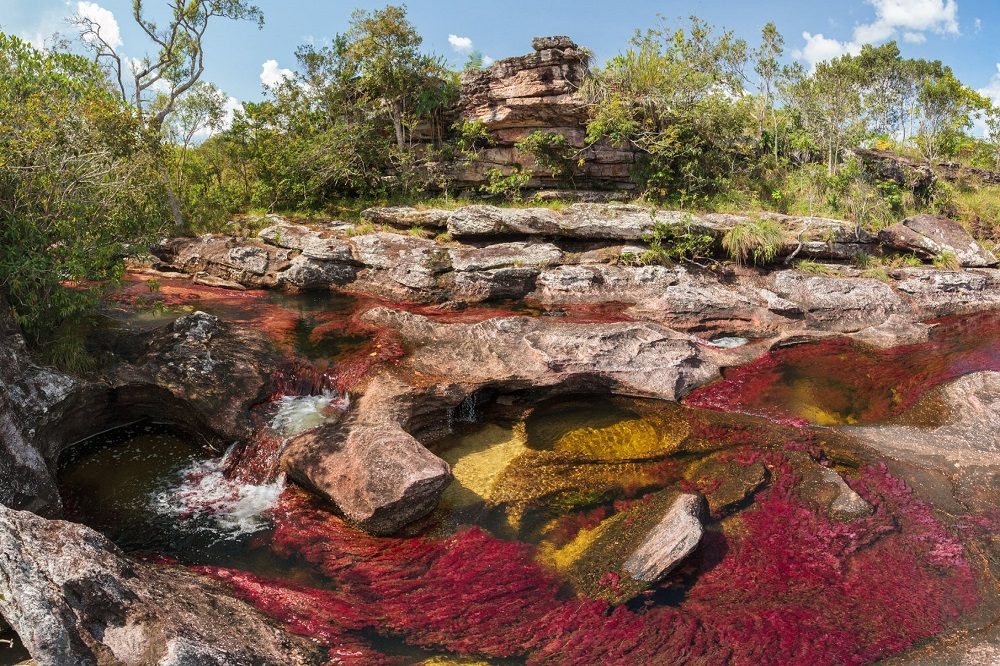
top-left (444, 37), bottom-right (637, 190)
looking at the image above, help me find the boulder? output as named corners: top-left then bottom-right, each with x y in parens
top-left (0, 302), bottom-right (73, 515)
top-left (880, 214), bottom-right (998, 267)
top-left (131, 312), bottom-right (282, 441)
top-left (772, 271), bottom-right (908, 332)
top-left (623, 493), bottom-right (707, 583)
top-left (451, 267), bottom-right (541, 301)
top-left (0, 505), bottom-right (319, 665)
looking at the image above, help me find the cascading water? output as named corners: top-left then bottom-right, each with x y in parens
top-left (268, 390), bottom-right (350, 437)
top-left (151, 448), bottom-right (286, 538)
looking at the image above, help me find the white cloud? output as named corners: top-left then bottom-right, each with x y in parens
top-left (76, 1), bottom-right (122, 49)
top-left (796, 0), bottom-right (961, 68)
top-left (793, 32), bottom-right (859, 69)
top-left (260, 59), bottom-right (293, 88)
top-left (482, 55), bottom-right (495, 66)
top-left (448, 34), bottom-right (474, 53)
top-left (978, 64), bottom-right (1000, 106)
top-left (864, 0), bottom-right (959, 36)
top-left (975, 17), bottom-right (983, 32)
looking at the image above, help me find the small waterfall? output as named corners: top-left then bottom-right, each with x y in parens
top-left (151, 446), bottom-right (286, 538)
top-left (455, 392), bottom-right (479, 424)
top-left (269, 391), bottom-right (350, 437)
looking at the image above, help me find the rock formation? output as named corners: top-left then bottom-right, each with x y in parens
top-left (445, 37), bottom-right (637, 190)
top-left (281, 307), bottom-right (723, 534)
top-left (880, 214), bottom-right (998, 267)
top-left (0, 504), bottom-right (320, 665)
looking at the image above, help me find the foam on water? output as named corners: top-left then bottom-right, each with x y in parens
top-left (151, 454), bottom-right (286, 539)
top-left (269, 390), bottom-right (350, 437)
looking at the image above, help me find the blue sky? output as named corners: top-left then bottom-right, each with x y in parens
top-left (4, 0), bottom-right (1000, 107)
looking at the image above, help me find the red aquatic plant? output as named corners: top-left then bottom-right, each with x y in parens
top-left (686, 311), bottom-right (1000, 424)
top-left (199, 455), bottom-right (978, 666)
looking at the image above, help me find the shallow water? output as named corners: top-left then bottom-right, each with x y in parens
top-left (687, 310), bottom-right (1000, 425)
top-left (59, 425), bottom-right (294, 577)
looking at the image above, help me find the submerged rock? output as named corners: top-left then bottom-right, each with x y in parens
top-left (849, 371), bottom-right (1000, 469)
top-left (623, 493), bottom-right (707, 583)
top-left (545, 490), bottom-right (706, 604)
top-left (0, 505), bottom-right (320, 665)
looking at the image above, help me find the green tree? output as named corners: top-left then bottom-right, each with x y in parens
top-left (345, 5), bottom-right (449, 152)
top-left (162, 80), bottom-right (229, 187)
top-left (914, 71), bottom-right (986, 165)
top-left (782, 56), bottom-right (864, 175)
top-left (73, 0), bottom-right (263, 130)
top-left (583, 16), bottom-right (754, 200)
top-left (0, 34), bottom-right (167, 362)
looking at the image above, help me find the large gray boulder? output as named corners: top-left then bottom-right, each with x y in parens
top-left (0, 505), bottom-right (319, 665)
top-left (880, 214), bottom-right (998, 267)
top-left (894, 268), bottom-right (1000, 317)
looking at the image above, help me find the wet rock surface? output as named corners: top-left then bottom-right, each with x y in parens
top-left (0, 504), bottom-right (320, 665)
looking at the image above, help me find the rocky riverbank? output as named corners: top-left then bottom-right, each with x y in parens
top-left (1, 203), bottom-right (999, 664)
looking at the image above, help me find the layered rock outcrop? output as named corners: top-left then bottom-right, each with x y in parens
top-left (151, 206), bottom-right (1000, 339)
top-left (444, 37), bottom-right (637, 190)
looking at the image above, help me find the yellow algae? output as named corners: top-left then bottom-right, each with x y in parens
top-left (551, 415), bottom-right (688, 461)
top-left (420, 658), bottom-right (492, 666)
top-left (438, 423), bottom-right (528, 509)
top-left (537, 520), bottom-right (613, 572)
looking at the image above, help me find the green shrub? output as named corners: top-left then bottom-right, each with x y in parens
top-left (515, 131), bottom-right (577, 178)
top-left (639, 214), bottom-right (716, 265)
top-left (722, 218), bottom-right (785, 266)
top-left (481, 168), bottom-right (532, 201)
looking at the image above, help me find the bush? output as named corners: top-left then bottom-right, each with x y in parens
top-left (0, 33), bottom-right (167, 364)
top-left (639, 214), bottom-right (716, 265)
top-left (481, 168), bottom-right (532, 201)
top-left (515, 131), bottom-right (577, 179)
top-left (722, 218), bottom-right (785, 266)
